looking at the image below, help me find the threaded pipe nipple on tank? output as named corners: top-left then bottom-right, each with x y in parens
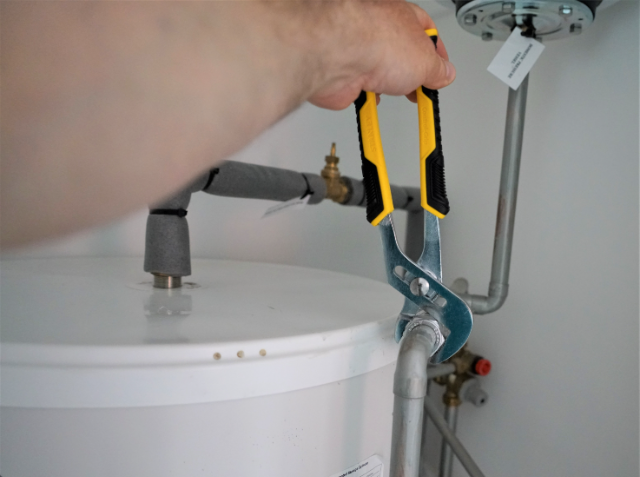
top-left (153, 274), bottom-right (182, 289)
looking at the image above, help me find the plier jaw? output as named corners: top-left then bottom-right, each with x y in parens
top-left (354, 30), bottom-right (473, 363)
top-left (378, 214), bottom-right (472, 363)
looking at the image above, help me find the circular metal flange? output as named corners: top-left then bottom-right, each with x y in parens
top-left (457, 0), bottom-right (594, 41)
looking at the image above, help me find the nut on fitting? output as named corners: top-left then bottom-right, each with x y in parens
top-left (405, 317), bottom-right (445, 357)
top-left (321, 143), bottom-right (351, 204)
top-left (443, 387), bottom-right (462, 407)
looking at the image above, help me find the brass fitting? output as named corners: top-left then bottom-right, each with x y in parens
top-left (152, 273), bottom-right (182, 289)
top-left (438, 373), bottom-right (472, 407)
top-left (434, 345), bottom-right (492, 407)
top-left (448, 345), bottom-right (492, 377)
top-left (321, 143), bottom-right (351, 204)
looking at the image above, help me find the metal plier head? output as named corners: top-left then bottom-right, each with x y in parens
top-left (354, 30), bottom-right (473, 363)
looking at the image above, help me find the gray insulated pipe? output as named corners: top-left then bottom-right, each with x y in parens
top-left (201, 161), bottom-right (328, 205)
top-left (202, 161), bottom-right (421, 211)
top-left (144, 160), bottom-right (422, 283)
top-left (144, 174), bottom-right (210, 278)
top-left (144, 163), bottom-right (328, 280)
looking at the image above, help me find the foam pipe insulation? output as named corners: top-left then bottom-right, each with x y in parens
top-left (145, 160), bottom-right (422, 278)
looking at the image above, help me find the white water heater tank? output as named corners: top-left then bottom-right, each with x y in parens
top-left (0, 258), bottom-right (403, 477)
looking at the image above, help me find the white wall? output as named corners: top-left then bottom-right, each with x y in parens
top-left (7, 1), bottom-right (639, 476)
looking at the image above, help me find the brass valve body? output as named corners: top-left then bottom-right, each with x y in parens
top-left (436, 373), bottom-right (471, 407)
top-left (434, 345), bottom-right (491, 407)
top-left (321, 143), bottom-right (351, 204)
top-left (448, 344), bottom-right (491, 376)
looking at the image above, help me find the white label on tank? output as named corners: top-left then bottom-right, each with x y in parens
top-left (487, 28), bottom-right (545, 90)
top-left (329, 454), bottom-right (384, 477)
top-left (262, 194), bottom-right (310, 218)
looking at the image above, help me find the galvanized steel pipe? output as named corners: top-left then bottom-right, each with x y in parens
top-left (462, 75), bottom-right (529, 314)
top-left (438, 404), bottom-right (460, 477)
top-left (423, 397), bottom-right (486, 477)
top-left (427, 363), bottom-right (456, 379)
top-left (390, 322), bottom-right (440, 477)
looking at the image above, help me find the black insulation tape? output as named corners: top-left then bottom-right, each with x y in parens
top-left (150, 208), bottom-right (188, 218)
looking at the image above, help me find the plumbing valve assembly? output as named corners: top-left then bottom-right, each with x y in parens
top-left (426, 347), bottom-right (492, 477)
top-left (434, 346), bottom-right (492, 410)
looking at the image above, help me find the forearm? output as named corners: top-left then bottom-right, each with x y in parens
top-left (1, 2), bottom-right (329, 246)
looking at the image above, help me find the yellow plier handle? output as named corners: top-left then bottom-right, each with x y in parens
top-left (355, 29), bottom-right (450, 226)
top-left (354, 91), bottom-right (394, 226)
top-left (418, 29), bottom-right (450, 218)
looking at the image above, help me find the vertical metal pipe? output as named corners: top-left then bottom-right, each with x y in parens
top-left (392, 395), bottom-right (427, 477)
top-left (438, 405), bottom-right (459, 477)
top-left (419, 380), bottom-right (432, 477)
top-left (423, 397), bottom-right (486, 477)
top-left (489, 74), bottom-right (529, 297)
top-left (463, 75), bottom-right (530, 314)
top-left (419, 364), bottom-right (457, 477)
top-left (390, 322), bottom-right (441, 477)
top-left (405, 210), bottom-right (424, 262)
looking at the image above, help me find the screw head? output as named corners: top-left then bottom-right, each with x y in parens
top-left (410, 278), bottom-right (430, 297)
top-left (464, 14), bottom-right (477, 25)
top-left (570, 23), bottom-right (582, 34)
top-left (502, 2), bottom-right (515, 13)
top-left (481, 31), bottom-right (493, 41)
top-left (559, 5), bottom-right (573, 16)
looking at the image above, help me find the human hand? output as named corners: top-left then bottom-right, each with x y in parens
top-left (308, 1), bottom-right (455, 110)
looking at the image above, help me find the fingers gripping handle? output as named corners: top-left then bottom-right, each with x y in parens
top-left (418, 31), bottom-right (450, 219)
top-left (354, 30), bottom-right (448, 224)
top-left (354, 91), bottom-right (394, 225)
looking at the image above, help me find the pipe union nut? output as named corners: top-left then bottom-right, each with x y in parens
top-left (405, 318), bottom-right (445, 357)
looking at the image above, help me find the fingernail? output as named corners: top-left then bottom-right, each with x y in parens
top-left (445, 61), bottom-right (456, 83)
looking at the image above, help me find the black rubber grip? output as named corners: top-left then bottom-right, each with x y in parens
top-left (354, 91), bottom-right (385, 224)
top-left (421, 86), bottom-right (450, 216)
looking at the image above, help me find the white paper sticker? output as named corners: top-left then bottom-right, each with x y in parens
top-left (329, 455), bottom-right (384, 477)
top-left (261, 195), bottom-right (310, 219)
top-left (487, 28), bottom-right (545, 90)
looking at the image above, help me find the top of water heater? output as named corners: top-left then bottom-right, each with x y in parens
top-left (1, 258), bottom-right (403, 409)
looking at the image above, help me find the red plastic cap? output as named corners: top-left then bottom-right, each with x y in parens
top-left (474, 358), bottom-right (492, 376)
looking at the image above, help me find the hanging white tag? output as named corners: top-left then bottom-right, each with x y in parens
top-left (487, 28), bottom-right (545, 90)
top-left (329, 454), bottom-right (384, 477)
top-left (262, 194), bottom-right (310, 219)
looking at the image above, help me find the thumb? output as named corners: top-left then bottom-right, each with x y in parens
top-left (406, 3), bottom-right (456, 89)
top-left (423, 55), bottom-right (456, 90)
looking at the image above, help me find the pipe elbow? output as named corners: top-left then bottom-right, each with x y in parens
top-left (463, 283), bottom-right (509, 315)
